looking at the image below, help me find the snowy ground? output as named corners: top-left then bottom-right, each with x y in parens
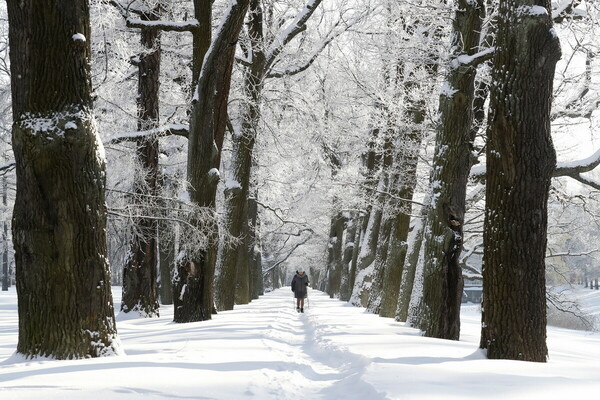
top-left (1, 286), bottom-right (600, 399)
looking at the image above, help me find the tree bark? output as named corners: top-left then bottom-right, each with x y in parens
top-left (175, 0), bottom-right (251, 322)
top-left (339, 214), bottom-right (358, 301)
top-left (121, 6), bottom-right (161, 318)
top-left (378, 89), bottom-right (427, 317)
top-left (216, 0), bottom-right (265, 311)
top-left (481, 0), bottom-right (560, 362)
top-left (326, 212), bottom-right (346, 298)
top-left (7, 0), bottom-right (119, 358)
top-left (158, 219), bottom-right (174, 305)
top-left (2, 175), bottom-right (8, 292)
top-left (248, 195), bottom-right (263, 299)
top-left (414, 0), bottom-right (484, 340)
top-left (396, 214), bottom-right (426, 322)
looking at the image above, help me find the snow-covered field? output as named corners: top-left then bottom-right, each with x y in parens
top-left (1, 286), bottom-right (600, 399)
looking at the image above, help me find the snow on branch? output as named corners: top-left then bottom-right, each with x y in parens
top-left (452, 47), bottom-right (495, 69)
top-left (105, 124), bottom-right (189, 144)
top-left (267, 8), bottom-right (367, 79)
top-left (554, 148), bottom-right (600, 177)
top-left (553, 0), bottom-right (587, 23)
top-left (470, 148), bottom-right (600, 190)
top-left (265, 0), bottom-right (323, 70)
top-left (262, 231), bottom-right (314, 276)
top-left (126, 18), bottom-right (200, 32)
top-left (546, 249), bottom-right (600, 258)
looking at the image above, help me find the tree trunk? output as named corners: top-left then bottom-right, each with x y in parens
top-left (7, 0), bottom-right (119, 358)
top-left (414, 0), bottom-right (484, 340)
top-left (248, 195), bottom-right (263, 299)
top-left (216, 0), bottom-right (265, 311)
top-left (121, 7), bottom-right (161, 318)
top-left (326, 212), bottom-right (346, 298)
top-left (175, 0), bottom-right (251, 322)
top-left (339, 214), bottom-right (358, 301)
top-left (2, 175), bottom-right (8, 292)
top-left (396, 215), bottom-right (426, 322)
top-left (481, 0), bottom-right (560, 362)
top-left (352, 128), bottom-right (393, 306)
top-left (158, 220), bottom-right (174, 305)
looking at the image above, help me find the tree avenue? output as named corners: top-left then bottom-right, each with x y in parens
top-left (481, 0), bottom-right (561, 362)
top-left (6, 0), bottom-right (120, 358)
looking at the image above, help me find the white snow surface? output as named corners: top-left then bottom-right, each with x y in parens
top-left (1, 287), bottom-right (600, 399)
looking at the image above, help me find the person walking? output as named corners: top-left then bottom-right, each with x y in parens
top-left (291, 267), bottom-right (309, 313)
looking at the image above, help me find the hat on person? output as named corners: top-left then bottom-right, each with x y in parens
top-left (297, 267), bottom-right (304, 273)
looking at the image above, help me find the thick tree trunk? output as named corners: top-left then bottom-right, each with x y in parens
top-left (414, 0), bottom-right (484, 340)
top-left (326, 212), bottom-right (346, 298)
top-left (378, 109), bottom-right (424, 317)
top-left (216, 0), bottom-right (265, 310)
top-left (121, 8), bottom-right (161, 318)
top-left (481, 0), bottom-right (560, 362)
top-left (339, 214), bottom-right (358, 301)
top-left (248, 195), bottom-right (263, 299)
top-left (352, 129), bottom-right (393, 306)
top-left (396, 216), bottom-right (426, 322)
top-left (7, 0), bottom-right (119, 358)
top-left (366, 208), bottom-right (393, 313)
top-left (158, 221), bottom-right (174, 305)
top-left (175, 0), bottom-right (251, 322)
top-left (2, 175), bottom-right (8, 292)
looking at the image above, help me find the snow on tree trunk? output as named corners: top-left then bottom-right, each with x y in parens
top-left (122, 7), bottom-right (162, 318)
top-left (7, 0), bottom-right (120, 358)
top-left (350, 170), bottom-right (386, 306)
top-left (413, 0), bottom-right (485, 341)
top-left (175, 0), bottom-right (251, 322)
top-left (2, 175), bottom-right (8, 292)
top-left (480, 0), bottom-right (560, 362)
top-left (326, 212), bottom-right (346, 298)
top-left (378, 86), bottom-right (428, 318)
top-left (339, 214), bottom-right (358, 301)
top-left (216, 0), bottom-right (265, 311)
top-left (396, 215), bottom-right (426, 322)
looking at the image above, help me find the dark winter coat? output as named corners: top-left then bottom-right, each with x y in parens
top-left (291, 272), bottom-right (309, 299)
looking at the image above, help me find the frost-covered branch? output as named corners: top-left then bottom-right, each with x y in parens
top-left (255, 199), bottom-right (296, 224)
top-left (265, 0), bottom-right (322, 71)
top-left (452, 47), bottom-right (495, 70)
top-left (126, 18), bottom-right (200, 33)
top-left (471, 148), bottom-right (600, 190)
top-left (105, 124), bottom-right (189, 144)
top-left (262, 232), bottom-right (314, 276)
top-left (552, 0), bottom-right (585, 23)
top-left (554, 148), bottom-right (600, 177)
top-left (267, 9), bottom-right (366, 78)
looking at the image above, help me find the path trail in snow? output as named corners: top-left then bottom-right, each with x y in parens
top-left (2, 286), bottom-right (600, 400)
top-left (247, 288), bottom-right (385, 399)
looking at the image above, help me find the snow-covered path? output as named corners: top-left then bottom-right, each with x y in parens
top-left (1, 286), bottom-right (600, 399)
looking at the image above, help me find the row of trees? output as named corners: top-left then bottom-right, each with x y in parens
top-left (318, 0), bottom-right (600, 362)
top-left (2, 0), bottom-right (600, 362)
top-left (1, 0), bottom-right (362, 358)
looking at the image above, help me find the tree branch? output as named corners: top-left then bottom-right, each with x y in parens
top-left (452, 47), bottom-right (496, 69)
top-left (126, 18), bottom-right (200, 32)
top-left (552, 0), bottom-right (584, 23)
top-left (262, 233), bottom-right (314, 276)
top-left (265, 0), bottom-right (323, 70)
top-left (0, 160), bottom-right (15, 176)
top-left (105, 124), bottom-right (189, 144)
